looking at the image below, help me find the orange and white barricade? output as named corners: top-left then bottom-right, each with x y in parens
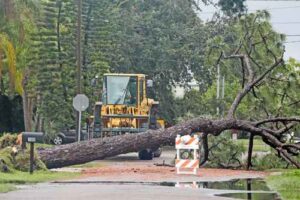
top-left (175, 135), bottom-right (200, 175)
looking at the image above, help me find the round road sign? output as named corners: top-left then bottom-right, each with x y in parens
top-left (73, 94), bottom-right (89, 111)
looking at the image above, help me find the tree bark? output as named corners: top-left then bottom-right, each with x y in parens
top-left (22, 88), bottom-right (31, 132)
top-left (247, 133), bottom-right (254, 170)
top-left (37, 117), bottom-right (300, 169)
top-left (38, 118), bottom-right (233, 168)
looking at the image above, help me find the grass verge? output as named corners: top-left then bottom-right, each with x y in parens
top-left (68, 161), bottom-right (105, 168)
top-left (0, 184), bottom-right (15, 193)
top-left (236, 139), bottom-right (271, 152)
top-left (0, 171), bottom-right (80, 193)
top-left (266, 169), bottom-right (300, 200)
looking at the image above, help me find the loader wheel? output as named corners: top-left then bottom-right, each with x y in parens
top-left (138, 149), bottom-right (154, 160)
top-left (153, 147), bottom-right (162, 157)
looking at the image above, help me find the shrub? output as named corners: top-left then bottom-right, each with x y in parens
top-left (252, 151), bottom-right (300, 170)
top-left (205, 132), bottom-right (246, 168)
top-left (0, 146), bottom-right (47, 172)
top-left (0, 134), bottom-right (17, 149)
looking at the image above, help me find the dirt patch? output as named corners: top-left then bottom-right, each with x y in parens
top-left (72, 151), bottom-right (267, 182)
top-left (81, 165), bottom-right (267, 181)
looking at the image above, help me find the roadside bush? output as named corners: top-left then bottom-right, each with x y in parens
top-left (205, 132), bottom-right (246, 169)
top-left (13, 148), bottom-right (47, 172)
top-left (0, 134), bottom-right (17, 149)
top-left (0, 146), bottom-right (47, 172)
top-left (252, 151), bottom-right (300, 170)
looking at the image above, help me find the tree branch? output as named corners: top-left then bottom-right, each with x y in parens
top-left (200, 132), bottom-right (209, 166)
top-left (255, 117), bottom-right (300, 126)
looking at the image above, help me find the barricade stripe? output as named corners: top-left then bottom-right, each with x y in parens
top-left (180, 160), bottom-right (191, 168)
top-left (176, 159), bottom-right (186, 167)
top-left (191, 160), bottom-right (199, 168)
top-left (186, 160), bottom-right (195, 168)
top-left (186, 138), bottom-right (195, 145)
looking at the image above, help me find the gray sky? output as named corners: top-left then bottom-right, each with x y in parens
top-left (197, 0), bottom-right (300, 60)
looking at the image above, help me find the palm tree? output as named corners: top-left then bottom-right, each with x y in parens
top-left (0, 34), bottom-right (17, 96)
top-left (0, 0), bottom-right (39, 131)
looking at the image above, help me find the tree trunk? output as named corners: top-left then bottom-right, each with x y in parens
top-left (37, 117), bottom-right (300, 169)
top-left (247, 133), bottom-right (254, 170)
top-left (38, 118), bottom-right (234, 168)
top-left (22, 88), bottom-right (31, 132)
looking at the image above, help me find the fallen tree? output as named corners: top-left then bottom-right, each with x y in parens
top-left (37, 117), bottom-right (300, 169)
top-left (37, 12), bottom-right (300, 169)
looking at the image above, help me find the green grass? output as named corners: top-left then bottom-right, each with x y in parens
top-left (266, 169), bottom-right (300, 200)
top-left (68, 161), bottom-right (105, 168)
top-left (0, 171), bottom-right (80, 193)
top-left (34, 143), bottom-right (53, 149)
top-left (0, 184), bottom-right (15, 193)
top-left (236, 139), bottom-right (271, 152)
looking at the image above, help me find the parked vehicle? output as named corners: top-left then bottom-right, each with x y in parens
top-left (52, 129), bottom-right (87, 145)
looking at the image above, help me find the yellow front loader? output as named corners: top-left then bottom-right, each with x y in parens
top-left (90, 73), bottom-right (164, 160)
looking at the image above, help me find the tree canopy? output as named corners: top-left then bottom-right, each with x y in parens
top-left (0, 0), bottom-right (299, 167)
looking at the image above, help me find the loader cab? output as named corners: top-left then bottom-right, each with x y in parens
top-left (101, 74), bottom-right (146, 107)
top-left (91, 73), bottom-right (161, 137)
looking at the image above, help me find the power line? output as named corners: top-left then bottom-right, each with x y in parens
top-left (286, 35), bottom-right (300, 37)
top-left (273, 22), bottom-right (300, 24)
top-left (248, 0), bottom-right (300, 1)
top-left (254, 5), bottom-right (300, 10)
top-left (284, 40), bottom-right (300, 43)
top-left (199, 5), bottom-right (300, 14)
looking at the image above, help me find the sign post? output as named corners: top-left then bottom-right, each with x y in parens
top-left (73, 94), bottom-right (89, 143)
top-left (29, 141), bottom-right (34, 174)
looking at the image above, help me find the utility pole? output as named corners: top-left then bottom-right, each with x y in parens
top-left (216, 64), bottom-right (225, 117)
top-left (221, 75), bottom-right (225, 116)
top-left (216, 64), bottom-right (220, 116)
top-left (76, 0), bottom-right (82, 141)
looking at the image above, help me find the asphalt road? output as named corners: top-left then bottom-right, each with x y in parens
top-left (0, 148), bottom-right (267, 200)
top-left (0, 183), bottom-right (239, 200)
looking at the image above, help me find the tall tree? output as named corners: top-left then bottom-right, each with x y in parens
top-left (0, 0), bottom-right (39, 131)
top-left (37, 10), bottom-right (300, 169)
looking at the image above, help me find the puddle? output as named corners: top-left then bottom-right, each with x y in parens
top-left (54, 178), bottom-right (269, 190)
top-left (216, 192), bottom-right (281, 200)
top-left (158, 178), bottom-right (271, 191)
top-left (53, 178), bottom-right (280, 200)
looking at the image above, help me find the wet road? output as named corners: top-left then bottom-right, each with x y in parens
top-left (0, 183), bottom-right (237, 200)
top-left (0, 148), bottom-right (267, 200)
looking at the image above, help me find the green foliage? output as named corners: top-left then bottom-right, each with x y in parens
top-left (252, 151), bottom-right (300, 170)
top-left (218, 0), bottom-right (246, 16)
top-left (14, 148), bottom-right (47, 172)
top-left (106, 0), bottom-right (208, 123)
top-left (206, 133), bottom-right (246, 168)
top-left (0, 133), bottom-right (17, 149)
top-left (0, 146), bottom-right (47, 172)
top-left (252, 153), bottom-right (289, 170)
top-left (174, 79), bottom-right (248, 119)
top-left (176, 10), bottom-right (296, 124)
top-left (1, 0), bottom-right (299, 144)
top-left (28, 0), bottom-right (113, 134)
